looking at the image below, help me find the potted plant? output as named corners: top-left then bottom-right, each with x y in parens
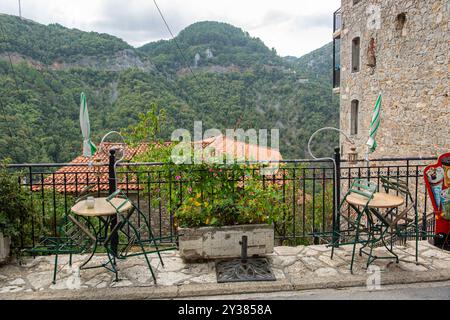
top-left (0, 163), bottom-right (30, 263)
top-left (174, 168), bottom-right (289, 262)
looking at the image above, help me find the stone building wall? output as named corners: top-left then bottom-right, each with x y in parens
top-left (338, 0), bottom-right (449, 159)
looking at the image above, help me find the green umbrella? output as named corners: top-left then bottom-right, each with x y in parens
top-left (365, 93), bottom-right (382, 161)
top-left (79, 92), bottom-right (97, 157)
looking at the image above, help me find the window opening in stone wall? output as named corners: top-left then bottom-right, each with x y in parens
top-left (351, 100), bottom-right (359, 135)
top-left (396, 13), bottom-right (407, 31)
top-left (352, 37), bottom-right (360, 73)
top-left (333, 37), bottom-right (341, 88)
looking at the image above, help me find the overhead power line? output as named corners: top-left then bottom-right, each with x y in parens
top-left (152, 0), bottom-right (250, 130)
top-left (152, 0), bottom-right (201, 86)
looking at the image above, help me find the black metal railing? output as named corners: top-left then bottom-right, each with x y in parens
top-left (7, 152), bottom-right (438, 249)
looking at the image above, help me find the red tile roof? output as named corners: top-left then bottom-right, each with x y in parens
top-left (35, 143), bottom-right (149, 194)
top-left (36, 136), bottom-right (283, 194)
top-left (195, 134), bottom-right (283, 162)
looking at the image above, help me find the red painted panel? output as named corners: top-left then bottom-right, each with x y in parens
top-left (424, 153), bottom-right (450, 236)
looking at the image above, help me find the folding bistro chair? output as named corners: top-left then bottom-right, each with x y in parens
top-left (354, 176), bottom-right (420, 269)
top-left (330, 178), bottom-right (378, 273)
top-left (23, 186), bottom-right (101, 284)
top-left (103, 190), bottom-right (177, 283)
top-left (376, 176), bottom-right (419, 263)
top-left (24, 214), bottom-right (96, 284)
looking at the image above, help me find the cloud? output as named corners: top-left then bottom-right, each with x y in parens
top-left (293, 13), bottom-right (332, 29)
top-left (0, 0), bottom-right (341, 57)
top-left (260, 10), bottom-right (294, 28)
top-left (92, 0), bottom-right (190, 45)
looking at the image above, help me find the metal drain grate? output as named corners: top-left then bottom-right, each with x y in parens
top-left (216, 257), bottom-right (276, 283)
top-left (215, 235), bottom-right (276, 283)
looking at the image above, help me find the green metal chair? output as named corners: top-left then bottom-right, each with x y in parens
top-left (377, 176), bottom-right (420, 263)
top-left (23, 186), bottom-right (98, 284)
top-left (356, 176), bottom-right (420, 269)
top-left (23, 214), bottom-right (96, 284)
top-left (330, 178), bottom-right (378, 273)
top-left (102, 190), bottom-right (177, 284)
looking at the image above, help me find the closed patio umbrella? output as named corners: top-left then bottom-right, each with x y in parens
top-left (79, 92), bottom-right (97, 157)
top-left (365, 93), bottom-right (382, 162)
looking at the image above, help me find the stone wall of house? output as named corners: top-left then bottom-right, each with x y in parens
top-left (338, 0), bottom-right (449, 159)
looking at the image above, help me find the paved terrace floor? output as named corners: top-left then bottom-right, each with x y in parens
top-left (1, 241), bottom-right (450, 299)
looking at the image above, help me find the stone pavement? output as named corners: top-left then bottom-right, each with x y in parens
top-left (1, 241), bottom-right (450, 300)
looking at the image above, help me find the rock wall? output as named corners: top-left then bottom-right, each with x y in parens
top-left (338, 0), bottom-right (449, 159)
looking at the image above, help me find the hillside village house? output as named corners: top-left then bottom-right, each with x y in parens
top-left (333, 0), bottom-right (449, 158)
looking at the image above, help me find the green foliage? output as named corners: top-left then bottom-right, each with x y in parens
top-left (0, 161), bottom-right (33, 239)
top-left (173, 164), bottom-right (288, 229)
top-left (0, 16), bottom-right (338, 164)
top-left (0, 14), bottom-right (131, 64)
top-left (139, 21), bottom-right (282, 71)
top-left (123, 102), bottom-right (167, 145)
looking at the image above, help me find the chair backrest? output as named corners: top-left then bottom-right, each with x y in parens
top-left (106, 189), bottom-right (131, 212)
top-left (57, 215), bottom-right (96, 252)
top-left (349, 179), bottom-right (377, 199)
top-left (380, 176), bottom-right (413, 201)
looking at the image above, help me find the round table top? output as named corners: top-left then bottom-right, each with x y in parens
top-left (71, 197), bottom-right (132, 217)
top-left (346, 192), bottom-right (404, 209)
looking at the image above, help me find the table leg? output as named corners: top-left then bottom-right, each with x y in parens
top-left (79, 217), bottom-right (104, 270)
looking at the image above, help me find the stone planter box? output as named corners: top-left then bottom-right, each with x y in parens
top-left (178, 224), bottom-right (274, 262)
top-left (0, 232), bottom-right (11, 264)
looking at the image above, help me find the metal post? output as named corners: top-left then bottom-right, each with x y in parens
top-left (108, 149), bottom-right (118, 257)
top-left (240, 236), bottom-right (248, 262)
top-left (422, 212), bottom-right (428, 241)
top-left (313, 228), bottom-right (320, 245)
top-left (332, 147), bottom-right (341, 245)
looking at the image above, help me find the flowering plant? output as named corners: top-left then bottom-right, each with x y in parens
top-left (174, 167), bottom-right (289, 229)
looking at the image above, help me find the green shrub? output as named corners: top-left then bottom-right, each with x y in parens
top-left (174, 166), bottom-right (289, 228)
top-left (0, 162), bottom-right (34, 240)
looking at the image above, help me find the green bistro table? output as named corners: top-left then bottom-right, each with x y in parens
top-left (71, 197), bottom-right (133, 279)
top-left (346, 192), bottom-right (404, 271)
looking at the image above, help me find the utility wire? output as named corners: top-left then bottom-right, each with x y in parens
top-left (153, 0), bottom-right (250, 131)
top-left (153, 0), bottom-right (202, 87)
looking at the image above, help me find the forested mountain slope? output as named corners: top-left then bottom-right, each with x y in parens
top-left (0, 15), bottom-right (338, 163)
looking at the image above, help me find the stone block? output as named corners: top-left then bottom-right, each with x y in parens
top-left (178, 224), bottom-right (274, 261)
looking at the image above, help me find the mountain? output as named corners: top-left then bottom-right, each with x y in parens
top-left (0, 13), bottom-right (153, 72)
top-left (139, 21), bottom-right (282, 72)
top-left (0, 15), bottom-right (338, 163)
top-left (295, 42), bottom-right (334, 83)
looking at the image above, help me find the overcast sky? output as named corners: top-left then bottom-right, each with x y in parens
top-left (0, 0), bottom-right (341, 57)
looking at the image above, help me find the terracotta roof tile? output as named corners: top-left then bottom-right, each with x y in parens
top-left (34, 143), bottom-right (149, 194)
top-left (194, 134), bottom-right (283, 162)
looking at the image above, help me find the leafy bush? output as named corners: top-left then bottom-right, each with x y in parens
top-left (0, 162), bottom-right (33, 239)
top-left (173, 164), bottom-right (289, 229)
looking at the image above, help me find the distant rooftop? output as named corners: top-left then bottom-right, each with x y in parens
top-left (34, 143), bottom-right (149, 194)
